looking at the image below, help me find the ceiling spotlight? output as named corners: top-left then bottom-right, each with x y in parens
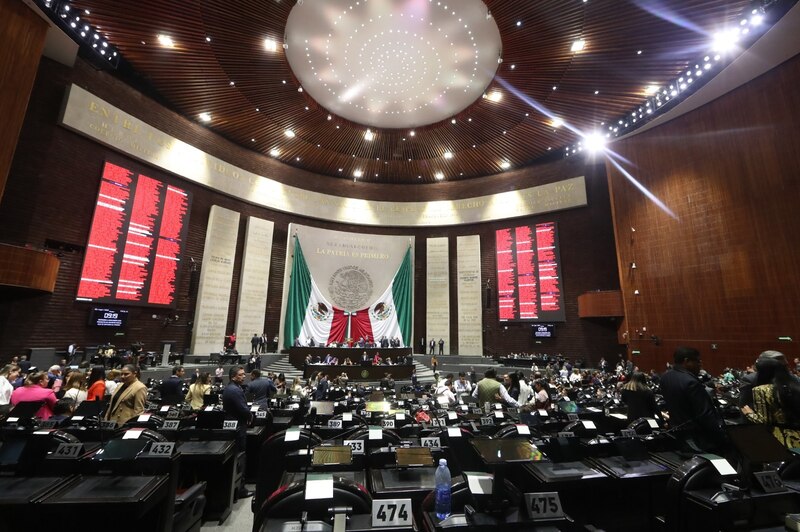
top-left (264, 39), bottom-right (278, 52)
top-left (198, 112), bottom-right (211, 123)
top-left (485, 91), bottom-right (502, 102)
top-left (500, 161), bottom-right (511, 170)
top-left (551, 117), bottom-right (564, 128)
top-left (284, 129), bottom-right (296, 138)
top-left (353, 169), bottom-right (363, 178)
top-left (435, 172), bottom-right (445, 180)
top-left (711, 29), bottom-right (739, 53)
top-left (451, 119), bottom-right (457, 124)
top-left (584, 132), bottom-right (607, 153)
top-left (571, 39), bottom-right (586, 52)
top-left (443, 151), bottom-right (453, 159)
top-left (364, 129), bottom-right (375, 141)
top-left (269, 149), bottom-right (279, 157)
top-left (750, 14), bottom-right (764, 26)
top-left (644, 85), bottom-right (659, 95)
top-left (409, 130), bottom-right (416, 137)
top-left (156, 34), bottom-right (175, 48)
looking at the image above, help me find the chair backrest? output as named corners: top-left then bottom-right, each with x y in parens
top-left (254, 476), bottom-right (372, 531)
top-left (255, 428), bottom-right (323, 511)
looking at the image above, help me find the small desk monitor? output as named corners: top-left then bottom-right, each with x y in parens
top-left (312, 445), bottom-right (353, 466)
top-left (309, 401), bottom-right (335, 416)
top-left (470, 439), bottom-right (541, 465)
top-left (196, 410), bottom-right (225, 430)
top-left (396, 447), bottom-right (434, 468)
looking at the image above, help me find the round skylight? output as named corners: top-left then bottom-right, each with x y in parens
top-left (284, 0), bottom-right (502, 129)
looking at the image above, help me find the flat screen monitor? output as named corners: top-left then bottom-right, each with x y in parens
top-left (312, 445), bottom-right (352, 466)
top-left (196, 410), bottom-right (225, 430)
top-left (727, 423), bottom-right (792, 465)
top-left (396, 447), bottom-right (434, 467)
top-left (76, 160), bottom-right (192, 308)
top-left (533, 324), bottom-right (555, 338)
top-left (558, 401), bottom-right (579, 414)
top-left (495, 222), bottom-right (566, 322)
top-left (93, 439), bottom-right (148, 462)
top-left (88, 307), bottom-right (129, 328)
top-left (470, 439), bottom-right (541, 464)
top-left (365, 401), bottom-right (392, 413)
top-left (309, 401), bottom-right (335, 416)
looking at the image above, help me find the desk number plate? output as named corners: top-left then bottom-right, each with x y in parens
top-left (421, 437), bottom-right (440, 448)
top-left (524, 492), bottom-right (565, 521)
top-left (147, 442), bottom-right (175, 457)
top-left (480, 416), bottom-right (494, 426)
top-left (52, 442), bottom-right (83, 458)
top-left (344, 440), bottom-right (364, 454)
top-left (328, 419), bottom-right (343, 429)
top-left (222, 420), bottom-right (238, 430)
top-left (371, 498), bottom-right (412, 528)
top-left (162, 420), bottom-right (180, 431)
top-left (381, 419), bottom-right (396, 429)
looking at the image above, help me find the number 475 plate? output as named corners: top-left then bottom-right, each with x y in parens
top-left (371, 498), bottom-right (412, 528)
top-left (524, 492), bottom-right (565, 520)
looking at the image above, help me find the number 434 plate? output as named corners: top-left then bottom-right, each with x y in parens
top-left (371, 498), bottom-right (412, 528)
top-left (524, 492), bottom-right (565, 521)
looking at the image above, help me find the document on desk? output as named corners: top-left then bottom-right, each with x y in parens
top-left (305, 474), bottom-right (334, 500)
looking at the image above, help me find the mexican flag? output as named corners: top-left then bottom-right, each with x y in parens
top-left (283, 238), bottom-right (335, 348)
top-left (353, 247), bottom-right (413, 347)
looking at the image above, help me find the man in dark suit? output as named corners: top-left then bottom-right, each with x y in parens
top-left (313, 374), bottom-right (329, 400)
top-left (222, 366), bottom-right (253, 499)
top-left (660, 346), bottom-right (727, 453)
top-left (159, 366), bottom-right (184, 404)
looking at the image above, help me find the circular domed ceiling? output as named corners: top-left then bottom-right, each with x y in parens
top-left (284, 0), bottom-right (502, 129)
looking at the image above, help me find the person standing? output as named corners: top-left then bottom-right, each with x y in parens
top-left (222, 366), bottom-right (253, 499)
top-left (431, 354), bottom-right (438, 374)
top-left (472, 368), bottom-right (519, 407)
top-left (247, 369), bottom-right (276, 406)
top-left (160, 366), bottom-right (185, 405)
top-left (105, 364), bottom-right (147, 426)
top-left (660, 347), bottom-right (727, 453)
top-left (438, 338), bottom-right (444, 356)
top-left (251, 334), bottom-right (260, 355)
top-left (741, 351), bottom-right (800, 448)
top-left (429, 339), bottom-right (436, 355)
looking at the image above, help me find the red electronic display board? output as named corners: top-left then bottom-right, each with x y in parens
top-left (495, 222), bottom-right (565, 322)
top-left (76, 161), bottom-right (192, 308)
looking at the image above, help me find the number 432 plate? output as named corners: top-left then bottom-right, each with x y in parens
top-left (524, 492), bottom-right (565, 520)
top-left (371, 498), bottom-right (412, 527)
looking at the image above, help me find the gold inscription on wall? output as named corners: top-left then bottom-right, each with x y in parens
top-left (61, 84), bottom-right (588, 227)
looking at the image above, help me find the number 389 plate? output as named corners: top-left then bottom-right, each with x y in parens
top-left (371, 498), bottom-right (412, 527)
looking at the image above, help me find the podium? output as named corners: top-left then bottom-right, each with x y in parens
top-left (160, 340), bottom-right (176, 366)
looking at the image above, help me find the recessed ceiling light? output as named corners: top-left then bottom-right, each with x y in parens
top-left (157, 34), bottom-right (175, 48)
top-left (251, 138), bottom-right (255, 142)
top-left (571, 39), bottom-right (586, 52)
top-left (551, 117), bottom-right (564, 128)
top-left (516, 21), bottom-right (522, 27)
top-left (269, 148), bottom-right (279, 157)
top-left (205, 36), bottom-right (211, 42)
top-left (364, 129), bottom-right (375, 141)
top-left (644, 85), bottom-right (659, 95)
top-left (409, 130), bottom-right (415, 137)
top-left (354, 169), bottom-right (363, 178)
top-left (198, 112), bottom-right (211, 123)
top-left (285, 129), bottom-right (296, 138)
top-left (264, 39), bottom-right (278, 52)
top-left (500, 161), bottom-right (511, 169)
top-left (444, 151), bottom-right (453, 159)
top-left (451, 119), bottom-right (457, 124)
top-left (435, 171), bottom-right (445, 180)
top-left (485, 91), bottom-right (502, 102)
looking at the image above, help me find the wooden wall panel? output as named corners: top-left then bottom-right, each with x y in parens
top-left (607, 53), bottom-right (800, 375)
top-left (0, 57), bottom-right (621, 365)
top-left (0, 0), bottom-right (48, 203)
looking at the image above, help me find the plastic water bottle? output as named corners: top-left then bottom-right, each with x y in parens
top-left (434, 458), bottom-right (452, 520)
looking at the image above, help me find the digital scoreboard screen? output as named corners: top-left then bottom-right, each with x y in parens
top-left (76, 161), bottom-right (192, 307)
top-left (496, 222), bottom-right (565, 322)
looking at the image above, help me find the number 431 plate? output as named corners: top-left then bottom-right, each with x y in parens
top-left (524, 492), bottom-right (565, 520)
top-left (371, 498), bottom-right (412, 528)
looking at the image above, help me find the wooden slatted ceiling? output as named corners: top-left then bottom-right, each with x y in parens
top-left (71, 0), bottom-right (751, 185)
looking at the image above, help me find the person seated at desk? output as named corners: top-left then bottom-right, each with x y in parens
top-left (11, 371), bottom-right (58, 419)
top-left (307, 338), bottom-right (316, 347)
top-left (323, 353), bottom-right (334, 365)
top-left (373, 353), bottom-right (383, 366)
top-left (360, 352), bottom-right (371, 366)
top-left (385, 357), bottom-right (394, 366)
top-left (294, 337), bottom-right (302, 347)
top-left (50, 397), bottom-right (76, 423)
top-left (533, 380), bottom-right (551, 410)
top-left (435, 377), bottom-right (456, 406)
top-left (343, 357), bottom-right (353, 366)
top-left (62, 371), bottom-right (88, 406)
top-left (357, 337), bottom-right (366, 348)
top-left (453, 372), bottom-right (472, 394)
top-left (336, 372), bottom-right (349, 387)
top-left (741, 351), bottom-right (800, 448)
top-left (304, 354), bottom-right (313, 365)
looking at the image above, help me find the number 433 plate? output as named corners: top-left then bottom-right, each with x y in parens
top-left (524, 492), bottom-right (564, 520)
top-left (371, 498), bottom-right (412, 527)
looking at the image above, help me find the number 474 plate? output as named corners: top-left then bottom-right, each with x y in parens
top-left (371, 498), bottom-right (412, 528)
top-left (524, 492), bottom-right (565, 521)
